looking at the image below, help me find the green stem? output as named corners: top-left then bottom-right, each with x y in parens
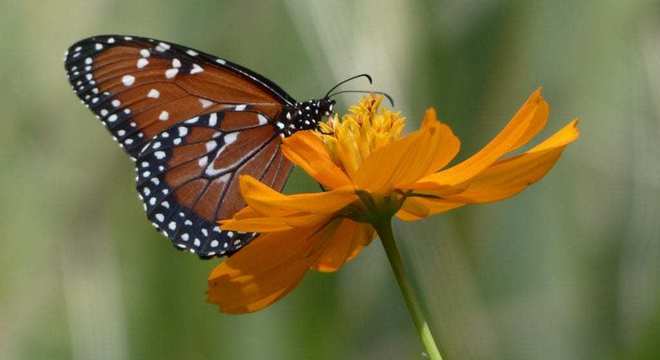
top-left (373, 219), bottom-right (444, 360)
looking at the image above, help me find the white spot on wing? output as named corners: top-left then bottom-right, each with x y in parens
top-left (159, 111), bottom-right (169, 121)
top-left (156, 42), bottom-right (170, 52)
top-left (198, 156), bottom-right (208, 167)
top-left (122, 75), bottom-right (135, 86)
top-left (186, 49), bottom-right (198, 56)
top-left (208, 113), bottom-right (218, 126)
top-left (147, 89), bottom-right (160, 98)
top-left (199, 99), bottom-right (213, 109)
top-left (190, 64), bottom-right (204, 74)
top-left (224, 132), bottom-right (238, 144)
top-left (257, 114), bottom-right (268, 125)
top-left (205, 141), bottom-right (217, 152)
top-left (165, 68), bottom-right (178, 79)
top-left (137, 58), bottom-right (149, 68)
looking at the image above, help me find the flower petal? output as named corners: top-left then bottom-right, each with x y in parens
top-left (396, 197), bottom-right (463, 221)
top-left (207, 225), bottom-right (324, 313)
top-left (353, 108), bottom-right (460, 193)
top-left (282, 131), bottom-right (352, 189)
top-left (221, 212), bottom-right (332, 233)
top-left (220, 215), bottom-right (294, 232)
top-left (409, 89), bottom-right (549, 190)
top-left (420, 108), bottom-right (462, 172)
top-left (312, 219), bottom-right (374, 272)
top-left (444, 119), bottom-right (580, 203)
top-left (239, 176), bottom-right (357, 217)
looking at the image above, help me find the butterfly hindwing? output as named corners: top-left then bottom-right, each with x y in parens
top-left (136, 110), bottom-right (292, 257)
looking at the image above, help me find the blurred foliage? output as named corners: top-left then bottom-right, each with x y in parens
top-left (1, 1), bottom-right (659, 359)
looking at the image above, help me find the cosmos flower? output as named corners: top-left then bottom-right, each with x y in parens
top-left (207, 89), bottom-right (579, 314)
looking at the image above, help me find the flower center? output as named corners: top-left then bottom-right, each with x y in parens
top-left (316, 95), bottom-right (406, 179)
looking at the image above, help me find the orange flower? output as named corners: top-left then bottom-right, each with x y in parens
top-left (208, 89), bottom-right (579, 313)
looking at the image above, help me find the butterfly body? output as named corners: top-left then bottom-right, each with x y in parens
top-left (64, 35), bottom-right (336, 258)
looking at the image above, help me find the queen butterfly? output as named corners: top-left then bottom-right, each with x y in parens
top-left (63, 35), bottom-right (392, 259)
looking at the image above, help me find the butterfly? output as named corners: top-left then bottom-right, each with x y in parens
top-left (63, 35), bottom-right (389, 259)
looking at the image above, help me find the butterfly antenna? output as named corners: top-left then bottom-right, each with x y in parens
top-left (328, 90), bottom-right (395, 107)
top-left (324, 74), bottom-right (373, 98)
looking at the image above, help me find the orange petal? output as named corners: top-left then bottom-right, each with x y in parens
top-left (220, 215), bottom-right (294, 232)
top-left (221, 200), bottom-right (338, 233)
top-left (396, 197), bottom-right (464, 221)
top-left (239, 176), bottom-right (357, 217)
top-left (409, 89), bottom-right (549, 190)
top-left (207, 225), bottom-right (324, 314)
top-left (282, 131), bottom-right (352, 189)
top-left (312, 219), bottom-right (374, 272)
top-left (444, 119), bottom-right (580, 203)
top-left (353, 108), bottom-right (460, 193)
top-left (420, 108), bottom-right (462, 172)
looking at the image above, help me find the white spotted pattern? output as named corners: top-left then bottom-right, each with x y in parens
top-left (147, 89), bottom-right (160, 98)
top-left (199, 99), bottom-right (213, 108)
top-left (190, 64), bottom-right (204, 74)
top-left (122, 75), bottom-right (135, 86)
top-left (165, 68), bottom-right (178, 79)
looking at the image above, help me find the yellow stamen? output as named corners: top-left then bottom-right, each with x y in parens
top-left (317, 95), bottom-right (405, 179)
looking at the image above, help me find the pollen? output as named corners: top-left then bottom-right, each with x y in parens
top-left (317, 95), bottom-right (405, 178)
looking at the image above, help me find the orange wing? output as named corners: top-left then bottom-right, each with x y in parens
top-left (64, 35), bottom-right (293, 158)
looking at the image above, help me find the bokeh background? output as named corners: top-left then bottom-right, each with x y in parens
top-left (2, 1), bottom-right (659, 359)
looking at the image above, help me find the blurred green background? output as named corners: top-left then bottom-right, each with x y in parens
top-left (2, 1), bottom-right (659, 359)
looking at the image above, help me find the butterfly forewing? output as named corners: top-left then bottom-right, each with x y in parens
top-left (64, 35), bottom-right (296, 258)
top-left (64, 35), bottom-right (292, 157)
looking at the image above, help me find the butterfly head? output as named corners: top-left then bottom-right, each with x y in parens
top-left (319, 97), bottom-right (336, 117)
top-left (276, 74), bottom-right (393, 137)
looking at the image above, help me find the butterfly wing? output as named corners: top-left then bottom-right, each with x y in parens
top-left (137, 110), bottom-right (292, 257)
top-left (64, 35), bottom-right (295, 257)
top-left (64, 34), bottom-right (295, 158)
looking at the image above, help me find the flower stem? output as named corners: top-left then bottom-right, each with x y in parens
top-left (374, 219), bottom-right (444, 360)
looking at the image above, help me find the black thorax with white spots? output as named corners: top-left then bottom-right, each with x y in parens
top-left (275, 98), bottom-right (335, 137)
